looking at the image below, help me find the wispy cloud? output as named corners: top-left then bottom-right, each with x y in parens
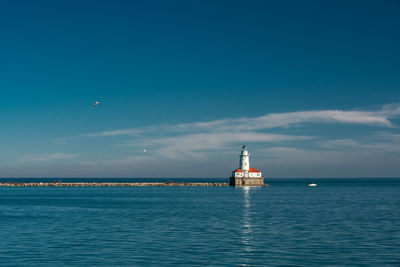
top-left (152, 132), bottom-right (312, 159)
top-left (87, 103), bottom-right (400, 138)
top-left (79, 104), bottom-right (400, 159)
top-left (85, 129), bottom-right (143, 137)
top-left (21, 153), bottom-right (80, 162)
top-left (320, 139), bottom-right (369, 149)
top-left (320, 133), bottom-right (400, 152)
top-left (32, 104), bottom-right (400, 177)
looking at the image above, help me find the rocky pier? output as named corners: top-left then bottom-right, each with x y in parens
top-left (0, 182), bottom-right (230, 187)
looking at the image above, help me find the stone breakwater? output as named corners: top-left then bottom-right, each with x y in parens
top-left (0, 182), bottom-right (231, 187)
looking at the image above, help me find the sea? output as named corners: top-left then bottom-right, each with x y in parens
top-left (0, 178), bottom-right (399, 266)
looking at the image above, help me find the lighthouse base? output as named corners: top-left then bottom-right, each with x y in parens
top-left (229, 177), bottom-right (264, 186)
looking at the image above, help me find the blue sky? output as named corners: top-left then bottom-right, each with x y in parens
top-left (1, 0), bottom-right (400, 177)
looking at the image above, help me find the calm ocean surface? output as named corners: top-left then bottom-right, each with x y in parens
top-left (0, 178), bottom-right (399, 266)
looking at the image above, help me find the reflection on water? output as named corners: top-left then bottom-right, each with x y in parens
top-left (241, 187), bottom-right (252, 253)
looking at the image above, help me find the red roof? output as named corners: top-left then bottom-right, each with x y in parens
top-left (249, 168), bottom-right (261, 172)
top-left (233, 169), bottom-right (243, 173)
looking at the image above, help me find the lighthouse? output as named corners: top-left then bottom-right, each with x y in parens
top-left (239, 145), bottom-right (250, 172)
top-left (230, 146), bottom-right (264, 186)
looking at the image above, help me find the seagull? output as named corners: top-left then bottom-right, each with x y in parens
top-left (143, 149), bottom-right (147, 153)
top-left (93, 101), bottom-right (101, 107)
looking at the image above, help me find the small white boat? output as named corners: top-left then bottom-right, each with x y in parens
top-left (308, 183), bottom-right (317, 187)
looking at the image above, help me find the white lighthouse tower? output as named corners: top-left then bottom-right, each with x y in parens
top-left (240, 145), bottom-right (250, 173)
top-left (230, 145), bottom-right (264, 186)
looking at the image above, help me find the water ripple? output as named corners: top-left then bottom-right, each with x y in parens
top-left (0, 183), bottom-right (399, 266)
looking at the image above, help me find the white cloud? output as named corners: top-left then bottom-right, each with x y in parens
top-left (86, 104), bottom-right (400, 138)
top-left (319, 134), bottom-right (400, 152)
top-left (375, 131), bottom-right (400, 142)
top-left (382, 103), bottom-right (400, 118)
top-left (151, 132), bottom-right (312, 159)
top-left (85, 129), bottom-right (142, 137)
top-left (78, 104), bottom-right (400, 160)
top-left (320, 139), bottom-right (367, 149)
top-left (21, 153), bottom-right (80, 162)
top-left (259, 146), bottom-right (302, 153)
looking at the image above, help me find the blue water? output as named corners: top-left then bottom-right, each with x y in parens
top-left (1, 179), bottom-right (400, 266)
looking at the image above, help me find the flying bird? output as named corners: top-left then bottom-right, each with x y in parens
top-left (93, 101), bottom-right (101, 107)
top-left (143, 149), bottom-right (147, 153)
